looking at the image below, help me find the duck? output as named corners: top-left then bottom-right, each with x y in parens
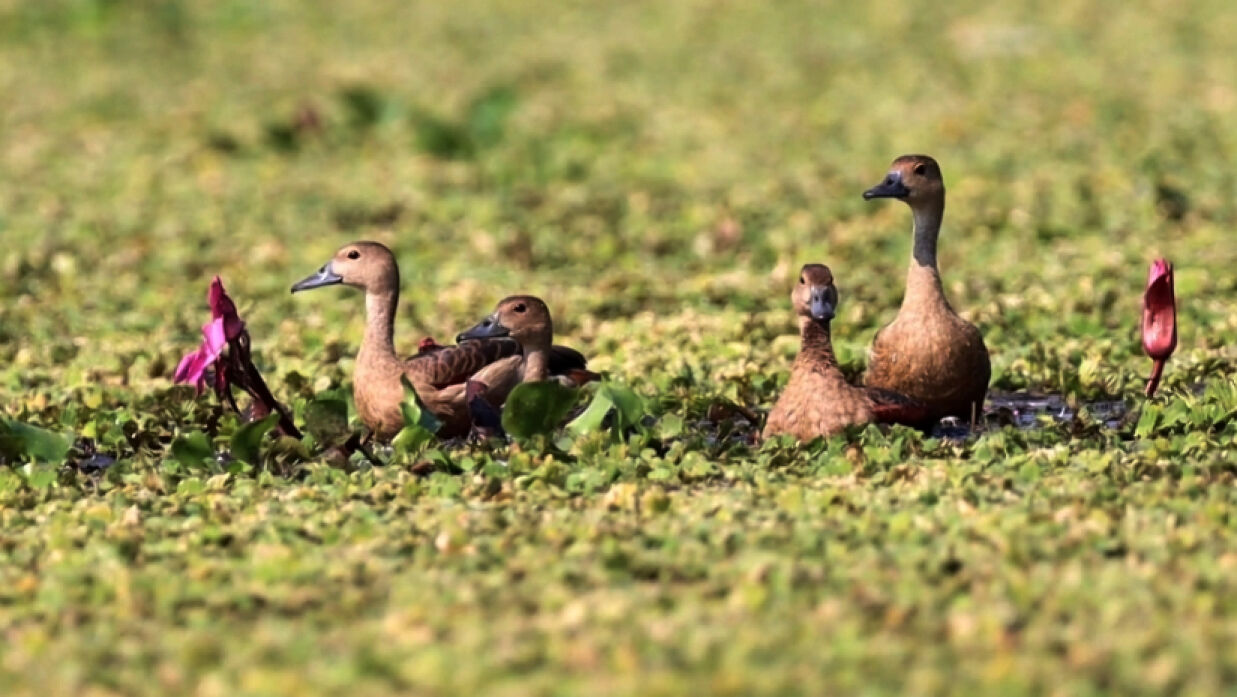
top-left (291, 241), bottom-right (591, 439)
top-left (456, 295), bottom-right (600, 388)
top-left (763, 263), bottom-right (929, 441)
top-left (861, 154), bottom-right (990, 422)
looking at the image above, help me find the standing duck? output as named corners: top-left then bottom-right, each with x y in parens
top-left (291, 242), bottom-right (590, 439)
top-left (862, 155), bottom-right (990, 422)
top-left (763, 264), bottom-right (928, 441)
top-left (456, 295), bottom-right (600, 387)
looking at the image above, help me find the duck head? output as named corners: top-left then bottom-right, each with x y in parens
top-left (1142, 258), bottom-right (1177, 397)
top-left (457, 295), bottom-right (554, 348)
top-left (290, 241), bottom-right (399, 295)
top-left (863, 154), bottom-right (944, 206)
top-left (793, 263), bottom-right (838, 324)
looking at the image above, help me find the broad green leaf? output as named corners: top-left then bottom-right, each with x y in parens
top-left (0, 420), bottom-right (72, 463)
top-left (604, 383), bottom-right (645, 430)
top-left (0, 418), bottom-right (72, 463)
top-left (1134, 405), bottom-right (1160, 439)
top-left (170, 431), bottom-right (214, 468)
top-left (400, 376), bottom-right (442, 434)
top-left (566, 383), bottom-right (647, 437)
top-left (502, 381), bottom-right (578, 439)
top-left (566, 388), bottom-right (615, 436)
top-left (230, 413), bottom-right (279, 465)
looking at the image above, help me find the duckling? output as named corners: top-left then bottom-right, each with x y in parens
top-left (456, 295), bottom-right (600, 387)
top-left (763, 264), bottom-right (928, 441)
top-left (862, 154), bottom-right (990, 422)
top-left (291, 242), bottom-right (590, 439)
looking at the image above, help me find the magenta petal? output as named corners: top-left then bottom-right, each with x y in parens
top-left (173, 348), bottom-right (209, 385)
top-left (201, 316), bottom-right (227, 356)
top-left (173, 318), bottom-right (229, 394)
top-left (174, 348), bottom-right (214, 394)
top-left (208, 275), bottom-right (246, 340)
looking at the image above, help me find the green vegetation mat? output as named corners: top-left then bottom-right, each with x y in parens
top-left (2, 1), bottom-right (1237, 694)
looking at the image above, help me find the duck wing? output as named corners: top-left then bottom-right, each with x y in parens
top-left (866, 387), bottom-right (934, 429)
top-left (405, 338), bottom-right (523, 389)
top-left (548, 345), bottom-right (588, 371)
top-left (548, 345), bottom-right (601, 386)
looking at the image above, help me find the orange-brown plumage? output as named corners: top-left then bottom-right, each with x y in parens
top-left (457, 295), bottom-right (601, 388)
top-left (291, 242), bottom-right (590, 440)
top-left (862, 155), bottom-right (990, 421)
top-left (763, 264), bottom-right (928, 441)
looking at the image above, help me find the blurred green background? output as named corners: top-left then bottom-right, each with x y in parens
top-left (2, 1), bottom-right (1237, 695)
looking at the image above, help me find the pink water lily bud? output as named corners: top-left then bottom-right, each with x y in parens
top-left (208, 276), bottom-right (245, 340)
top-left (174, 277), bottom-right (244, 393)
top-left (1142, 258), bottom-right (1176, 397)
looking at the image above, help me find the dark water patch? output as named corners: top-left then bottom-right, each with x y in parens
top-left (984, 392), bottom-right (1128, 430)
top-left (63, 438), bottom-right (118, 475)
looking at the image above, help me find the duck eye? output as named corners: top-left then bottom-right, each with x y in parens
top-left (513, 303), bottom-right (527, 313)
top-left (913, 163), bottom-right (926, 175)
top-left (347, 250), bottom-right (360, 260)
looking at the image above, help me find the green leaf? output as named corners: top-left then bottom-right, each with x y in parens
top-left (304, 397), bottom-right (349, 445)
top-left (25, 465), bottom-right (57, 489)
top-left (392, 425), bottom-right (435, 457)
top-left (230, 413), bottom-right (279, 465)
top-left (656, 413), bottom-right (684, 439)
top-left (1134, 405), bottom-right (1160, 439)
top-left (400, 376), bottom-right (442, 434)
top-left (170, 431), bottom-right (214, 468)
top-left (565, 387), bottom-right (616, 436)
top-left (604, 383), bottom-right (645, 430)
top-left (502, 381), bottom-right (579, 439)
top-left (566, 382), bottom-right (647, 437)
top-left (0, 418), bottom-right (72, 463)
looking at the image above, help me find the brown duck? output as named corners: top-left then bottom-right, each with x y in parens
top-left (862, 155), bottom-right (990, 422)
top-left (457, 295), bottom-right (600, 387)
top-left (763, 264), bottom-right (929, 441)
top-left (291, 241), bottom-right (590, 439)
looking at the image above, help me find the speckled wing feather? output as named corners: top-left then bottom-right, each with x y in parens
top-left (548, 345), bottom-right (588, 372)
top-left (405, 338), bottom-right (523, 389)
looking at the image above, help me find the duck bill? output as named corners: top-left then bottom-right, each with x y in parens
top-left (456, 315), bottom-right (510, 342)
top-left (862, 173), bottom-right (911, 200)
top-left (809, 293), bottom-right (835, 322)
top-left (1141, 259), bottom-right (1177, 361)
top-left (290, 263), bottom-right (343, 293)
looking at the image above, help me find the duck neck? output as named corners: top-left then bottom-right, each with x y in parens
top-left (904, 197), bottom-right (950, 313)
top-left (798, 317), bottom-right (839, 369)
top-left (522, 343), bottom-right (550, 382)
top-left (361, 289), bottom-right (399, 363)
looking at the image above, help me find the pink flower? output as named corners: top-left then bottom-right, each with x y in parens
top-left (171, 277), bottom-right (300, 439)
top-left (174, 277), bottom-right (244, 393)
top-left (173, 317), bottom-right (227, 393)
top-left (208, 275), bottom-right (245, 341)
top-left (1142, 258), bottom-right (1177, 397)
